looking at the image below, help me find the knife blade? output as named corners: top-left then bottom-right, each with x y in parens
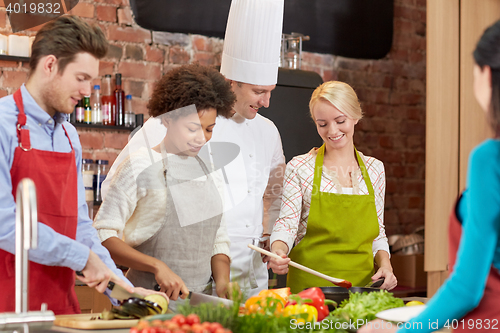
top-left (76, 271), bottom-right (142, 301)
top-left (188, 291), bottom-right (234, 308)
top-left (108, 281), bottom-right (144, 301)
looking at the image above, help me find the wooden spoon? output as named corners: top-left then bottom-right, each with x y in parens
top-left (248, 244), bottom-right (352, 289)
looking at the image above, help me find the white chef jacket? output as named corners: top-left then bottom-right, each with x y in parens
top-left (209, 113), bottom-right (285, 297)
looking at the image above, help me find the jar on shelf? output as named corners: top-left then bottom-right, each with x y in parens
top-left (93, 159), bottom-right (109, 204)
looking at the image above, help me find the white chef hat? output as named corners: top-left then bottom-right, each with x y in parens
top-left (220, 0), bottom-right (284, 86)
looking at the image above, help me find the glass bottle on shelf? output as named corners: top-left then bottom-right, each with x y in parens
top-left (75, 99), bottom-right (84, 123)
top-left (91, 85), bottom-right (102, 125)
top-left (93, 159), bottom-right (108, 204)
top-left (82, 159), bottom-right (95, 218)
top-left (114, 73), bottom-right (125, 127)
top-left (102, 74), bottom-right (114, 126)
top-left (124, 94), bottom-right (136, 128)
top-left (83, 96), bottom-right (91, 124)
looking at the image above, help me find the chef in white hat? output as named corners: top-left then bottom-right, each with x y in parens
top-left (210, 0), bottom-right (286, 298)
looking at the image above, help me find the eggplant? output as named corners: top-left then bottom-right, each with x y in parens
top-left (118, 297), bottom-right (162, 318)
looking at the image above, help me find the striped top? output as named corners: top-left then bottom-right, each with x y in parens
top-left (270, 149), bottom-right (389, 256)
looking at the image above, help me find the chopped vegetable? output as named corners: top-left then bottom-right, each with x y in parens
top-left (332, 290), bottom-right (405, 322)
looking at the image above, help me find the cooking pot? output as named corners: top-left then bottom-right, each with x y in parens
top-left (320, 286), bottom-right (382, 311)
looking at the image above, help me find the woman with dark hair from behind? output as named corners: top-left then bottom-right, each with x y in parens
top-left (93, 63), bottom-right (237, 311)
top-left (360, 19), bottom-right (500, 333)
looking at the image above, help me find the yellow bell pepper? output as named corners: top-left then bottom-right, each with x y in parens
top-left (244, 291), bottom-right (286, 316)
top-left (283, 303), bottom-right (318, 322)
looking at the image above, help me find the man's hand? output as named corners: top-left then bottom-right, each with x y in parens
top-left (260, 235), bottom-right (271, 263)
top-left (76, 250), bottom-right (134, 294)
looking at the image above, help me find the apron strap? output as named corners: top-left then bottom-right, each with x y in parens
top-left (355, 147), bottom-right (374, 196)
top-left (13, 89), bottom-right (32, 151)
top-left (313, 144), bottom-right (375, 196)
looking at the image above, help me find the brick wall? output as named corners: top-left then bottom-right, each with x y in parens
top-left (0, 0), bottom-right (425, 235)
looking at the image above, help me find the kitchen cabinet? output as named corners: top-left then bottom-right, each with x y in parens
top-left (425, 0), bottom-right (500, 297)
top-left (74, 284), bottom-right (112, 314)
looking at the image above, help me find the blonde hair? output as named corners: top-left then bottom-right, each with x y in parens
top-left (309, 81), bottom-right (363, 120)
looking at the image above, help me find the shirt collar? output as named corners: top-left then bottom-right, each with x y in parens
top-left (20, 84), bottom-right (67, 125)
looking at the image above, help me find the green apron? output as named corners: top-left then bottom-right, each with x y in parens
top-left (287, 144), bottom-right (379, 294)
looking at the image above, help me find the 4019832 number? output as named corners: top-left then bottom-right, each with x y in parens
top-left (6, 2), bottom-right (61, 14)
top-left (444, 319), bottom-right (498, 330)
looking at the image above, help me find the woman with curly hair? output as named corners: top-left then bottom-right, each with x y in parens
top-left (93, 63), bottom-right (237, 309)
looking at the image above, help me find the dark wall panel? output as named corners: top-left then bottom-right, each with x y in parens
top-left (130, 0), bottom-right (393, 59)
top-left (259, 69), bottom-right (324, 162)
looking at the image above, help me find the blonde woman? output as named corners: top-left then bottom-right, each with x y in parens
top-left (268, 81), bottom-right (397, 292)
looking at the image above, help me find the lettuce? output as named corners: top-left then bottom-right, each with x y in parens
top-left (332, 290), bottom-right (405, 322)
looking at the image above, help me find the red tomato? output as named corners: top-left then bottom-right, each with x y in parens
top-left (185, 314), bottom-right (201, 326)
top-left (208, 322), bottom-right (223, 333)
top-left (180, 324), bottom-right (192, 331)
top-left (165, 322), bottom-right (180, 330)
top-left (151, 320), bottom-right (163, 326)
top-left (171, 315), bottom-right (187, 326)
top-left (130, 328), bottom-right (140, 333)
top-left (213, 329), bottom-right (225, 333)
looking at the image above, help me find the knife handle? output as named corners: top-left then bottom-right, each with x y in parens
top-left (153, 284), bottom-right (187, 298)
top-left (76, 270), bottom-right (115, 290)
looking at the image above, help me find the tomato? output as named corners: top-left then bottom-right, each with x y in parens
top-left (171, 315), bottom-right (187, 326)
top-left (185, 314), bottom-right (201, 326)
top-left (208, 322), bottom-right (223, 332)
top-left (180, 324), bottom-right (192, 331)
top-left (165, 322), bottom-right (180, 330)
top-left (151, 320), bottom-right (163, 326)
top-left (130, 328), bottom-right (140, 333)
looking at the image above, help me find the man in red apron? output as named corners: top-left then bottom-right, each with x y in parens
top-left (0, 16), bottom-right (142, 315)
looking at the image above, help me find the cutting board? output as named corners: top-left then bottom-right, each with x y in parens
top-left (54, 313), bottom-right (139, 329)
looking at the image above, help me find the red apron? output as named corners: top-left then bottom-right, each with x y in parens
top-left (448, 195), bottom-right (500, 331)
top-left (0, 89), bottom-right (80, 315)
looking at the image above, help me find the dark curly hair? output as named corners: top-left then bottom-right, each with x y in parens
top-left (147, 63), bottom-right (236, 118)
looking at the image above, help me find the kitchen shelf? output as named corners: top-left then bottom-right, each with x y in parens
top-left (71, 122), bottom-right (137, 131)
top-left (0, 54), bottom-right (30, 62)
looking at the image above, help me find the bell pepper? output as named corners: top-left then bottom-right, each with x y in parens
top-left (269, 287), bottom-right (291, 303)
top-left (283, 303), bottom-right (318, 322)
top-left (244, 290), bottom-right (286, 315)
top-left (286, 287), bottom-right (333, 321)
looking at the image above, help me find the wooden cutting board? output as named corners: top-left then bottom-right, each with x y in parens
top-left (54, 313), bottom-right (139, 329)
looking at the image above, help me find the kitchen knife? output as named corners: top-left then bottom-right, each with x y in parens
top-left (76, 271), bottom-right (143, 301)
top-left (188, 291), bottom-right (234, 308)
top-left (108, 281), bottom-right (144, 301)
top-left (153, 284), bottom-right (236, 307)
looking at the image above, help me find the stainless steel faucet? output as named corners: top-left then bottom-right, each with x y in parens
top-left (0, 178), bottom-right (55, 331)
top-left (15, 178), bottom-right (38, 314)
